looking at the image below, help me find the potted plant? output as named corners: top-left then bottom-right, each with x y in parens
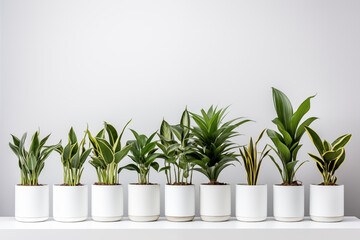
top-left (158, 108), bottom-right (197, 222)
top-left (9, 131), bottom-right (60, 222)
top-left (237, 129), bottom-right (270, 222)
top-left (88, 121), bottom-right (132, 222)
top-left (267, 87), bottom-right (316, 222)
top-left (305, 126), bottom-right (351, 222)
top-left (119, 130), bottom-right (161, 222)
top-left (191, 106), bottom-right (250, 222)
top-left (53, 127), bottom-right (92, 222)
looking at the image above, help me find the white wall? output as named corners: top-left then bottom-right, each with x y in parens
top-left (1, 0), bottom-right (359, 217)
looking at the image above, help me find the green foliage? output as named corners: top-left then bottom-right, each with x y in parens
top-left (119, 130), bottom-right (161, 184)
top-left (88, 121), bottom-right (132, 185)
top-left (57, 128), bottom-right (92, 186)
top-left (157, 108), bottom-right (197, 185)
top-left (267, 87), bottom-right (316, 184)
top-left (305, 126), bottom-right (351, 185)
top-left (191, 106), bottom-right (251, 184)
top-left (239, 129), bottom-right (271, 185)
top-left (9, 131), bottom-right (61, 185)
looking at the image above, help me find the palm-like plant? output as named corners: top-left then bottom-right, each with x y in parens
top-left (191, 106), bottom-right (251, 184)
top-left (304, 126), bottom-right (352, 185)
top-left (267, 87), bottom-right (317, 185)
top-left (9, 131), bottom-right (61, 185)
top-left (157, 108), bottom-right (196, 185)
top-left (87, 121), bottom-right (132, 185)
top-left (119, 130), bottom-right (161, 184)
top-left (239, 129), bottom-right (271, 185)
top-left (57, 128), bottom-right (92, 186)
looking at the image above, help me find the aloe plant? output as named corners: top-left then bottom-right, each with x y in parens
top-left (57, 128), bottom-right (92, 186)
top-left (305, 126), bottom-right (352, 185)
top-left (9, 131), bottom-right (61, 185)
top-left (119, 130), bottom-right (161, 184)
top-left (267, 87), bottom-right (317, 185)
top-left (191, 106), bottom-right (251, 184)
top-left (157, 108), bottom-right (197, 185)
top-left (88, 121), bottom-right (132, 185)
top-left (239, 129), bottom-right (271, 185)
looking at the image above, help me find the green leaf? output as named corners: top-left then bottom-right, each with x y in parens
top-left (114, 144), bottom-right (132, 164)
top-left (28, 152), bottom-right (37, 171)
top-left (272, 87), bottom-right (293, 130)
top-left (70, 151), bottom-right (80, 168)
top-left (79, 148), bottom-right (92, 165)
top-left (105, 122), bottom-right (118, 147)
top-left (29, 132), bottom-right (40, 156)
top-left (118, 164), bottom-right (140, 174)
top-left (97, 138), bottom-right (114, 164)
top-left (322, 149), bottom-right (343, 162)
top-left (304, 126), bottom-right (324, 155)
top-left (295, 117), bottom-right (317, 142)
top-left (69, 127), bottom-right (77, 144)
top-left (332, 134), bottom-right (352, 151)
top-left (150, 162), bottom-right (159, 171)
top-left (289, 95), bottom-right (315, 136)
top-left (267, 129), bottom-right (291, 162)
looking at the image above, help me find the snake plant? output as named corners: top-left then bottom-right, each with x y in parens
top-left (191, 106), bottom-right (251, 184)
top-left (239, 129), bottom-right (271, 185)
top-left (57, 128), bottom-right (92, 186)
top-left (9, 131), bottom-right (61, 185)
top-left (267, 87), bottom-right (317, 185)
top-left (88, 121), bottom-right (133, 185)
top-left (305, 126), bottom-right (351, 185)
top-left (157, 108), bottom-right (197, 185)
top-left (119, 130), bottom-right (161, 184)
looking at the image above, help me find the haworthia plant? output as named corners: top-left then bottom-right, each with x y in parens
top-left (191, 106), bottom-right (251, 184)
top-left (88, 121), bottom-right (133, 185)
top-left (157, 108), bottom-right (197, 185)
top-left (305, 126), bottom-right (352, 185)
top-left (119, 130), bottom-right (161, 184)
top-left (267, 87), bottom-right (317, 185)
top-left (57, 127), bottom-right (92, 186)
top-left (239, 129), bottom-right (271, 185)
top-left (9, 131), bottom-right (61, 185)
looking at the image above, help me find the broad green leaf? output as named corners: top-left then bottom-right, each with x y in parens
top-left (289, 95), bottom-right (315, 136)
top-left (272, 87), bottom-right (293, 130)
top-left (97, 138), bottom-right (114, 164)
top-left (304, 126), bottom-right (324, 155)
top-left (295, 117), bottom-right (317, 142)
top-left (28, 152), bottom-right (37, 171)
top-left (114, 144), bottom-right (132, 164)
top-left (332, 134), bottom-right (352, 151)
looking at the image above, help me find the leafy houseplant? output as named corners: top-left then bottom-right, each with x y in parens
top-left (9, 131), bottom-right (61, 185)
top-left (9, 131), bottom-right (60, 222)
top-left (158, 108), bottom-right (196, 185)
top-left (267, 87), bottom-right (317, 185)
top-left (57, 127), bottom-right (92, 186)
top-left (191, 106), bottom-right (250, 222)
top-left (304, 126), bottom-right (352, 185)
top-left (236, 129), bottom-right (270, 222)
top-left (239, 129), bottom-right (270, 185)
top-left (305, 126), bottom-right (352, 222)
top-left (120, 130), bottom-right (160, 184)
top-left (122, 130), bottom-right (161, 222)
top-left (191, 106), bottom-right (250, 184)
top-left (158, 108), bottom-right (197, 222)
top-left (88, 121), bottom-right (132, 185)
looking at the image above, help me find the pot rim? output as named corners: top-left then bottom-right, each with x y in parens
top-left (310, 184), bottom-right (344, 187)
top-left (165, 184), bottom-right (195, 187)
top-left (15, 184), bottom-right (48, 187)
top-left (236, 183), bottom-right (267, 186)
top-left (53, 184), bottom-right (88, 187)
top-left (128, 183), bottom-right (160, 185)
top-left (273, 184), bottom-right (304, 187)
top-left (200, 183), bottom-right (230, 186)
top-left (92, 183), bottom-right (123, 186)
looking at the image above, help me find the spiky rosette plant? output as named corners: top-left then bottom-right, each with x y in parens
top-left (191, 106), bottom-right (251, 184)
top-left (157, 108), bottom-right (197, 185)
top-left (87, 121), bottom-right (133, 185)
top-left (9, 131), bottom-right (61, 185)
top-left (57, 127), bottom-right (92, 186)
top-left (304, 126), bottom-right (352, 185)
top-left (267, 87), bottom-right (317, 185)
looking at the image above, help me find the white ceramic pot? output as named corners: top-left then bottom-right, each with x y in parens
top-left (92, 184), bottom-right (123, 221)
top-left (15, 185), bottom-right (49, 222)
top-left (200, 184), bottom-right (231, 222)
top-left (273, 185), bottom-right (304, 222)
top-left (128, 184), bottom-right (160, 222)
top-left (236, 184), bottom-right (267, 222)
top-left (310, 184), bottom-right (344, 222)
top-left (53, 185), bottom-right (88, 222)
top-left (165, 184), bottom-right (195, 222)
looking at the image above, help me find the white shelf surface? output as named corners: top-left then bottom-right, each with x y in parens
top-left (1, 217), bottom-right (359, 240)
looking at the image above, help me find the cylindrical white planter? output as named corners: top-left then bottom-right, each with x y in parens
top-left (92, 184), bottom-right (123, 222)
top-left (128, 184), bottom-right (160, 222)
top-left (273, 185), bottom-right (304, 222)
top-left (165, 184), bottom-right (195, 222)
top-left (200, 184), bottom-right (231, 222)
top-left (53, 185), bottom-right (88, 222)
top-left (15, 185), bottom-right (49, 222)
top-left (236, 184), bottom-right (267, 222)
top-left (310, 184), bottom-right (344, 222)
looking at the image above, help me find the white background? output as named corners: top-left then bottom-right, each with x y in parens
top-left (0, 0), bottom-right (359, 217)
